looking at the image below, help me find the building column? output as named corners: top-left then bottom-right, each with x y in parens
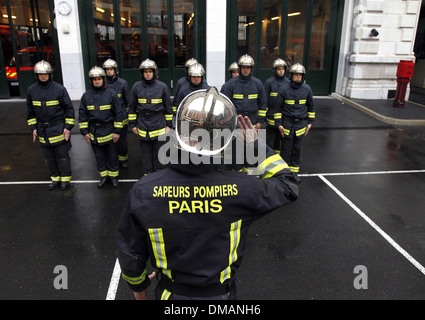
top-left (54, 0), bottom-right (85, 100)
top-left (341, 0), bottom-right (421, 100)
top-left (206, 0), bottom-right (227, 90)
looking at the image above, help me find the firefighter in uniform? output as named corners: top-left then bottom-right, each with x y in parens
top-left (78, 66), bottom-right (125, 188)
top-left (220, 54), bottom-right (267, 129)
top-left (128, 59), bottom-right (173, 175)
top-left (173, 63), bottom-right (210, 109)
top-left (103, 59), bottom-right (131, 169)
top-left (172, 58), bottom-right (198, 116)
top-left (264, 58), bottom-right (289, 153)
top-left (26, 60), bottom-right (75, 190)
top-left (116, 87), bottom-right (299, 300)
top-left (276, 63), bottom-right (315, 180)
top-left (228, 62), bottom-right (239, 79)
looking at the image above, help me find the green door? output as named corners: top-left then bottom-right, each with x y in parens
top-left (227, 0), bottom-right (343, 95)
top-left (79, 0), bottom-right (205, 94)
top-left (0, 34), bottom-right (10, 98)
top-left (3, 0), bottom-right (61, 98)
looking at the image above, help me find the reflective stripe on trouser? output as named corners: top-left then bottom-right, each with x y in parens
top-left (91, 142), bottom-right (119, 178)
top-left (280, 122), bottom-right (306, 173)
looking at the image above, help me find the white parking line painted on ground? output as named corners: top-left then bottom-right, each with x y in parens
top-left (319, 174), bottom-right (425, 276)
top-left (1, 169), bottom-right (425, 186)
top-left (106, 258), bottom-right (122, 300)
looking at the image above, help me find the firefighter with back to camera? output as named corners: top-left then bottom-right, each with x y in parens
top-left (116, 87), bottom-right (299, 300)
top-left (128, 59), bottom-right (173, 175)
top-left (276, 63), bottom-right (315, 181)
top-left (220, 54), bottom-right (267, 129)
top-left (78, 66), bottom-right (125, 188)
top-left (263, 58), bottom-right (289, 153)
top-left (26, 60), bottom-right (75, 190)
top-left (103, 59), bottom-right (131, 169)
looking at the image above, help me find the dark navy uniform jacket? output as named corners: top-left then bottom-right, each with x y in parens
top-left (276, 81), bottom-right (316, 126)
top-left (263, 75), bottom-right (289, 127)
top-left (173, 80), bottom-right (210, 111)
top-left (128, 79), bottom-right (173, 141)
top-left (78, 86), bottom-right (125, 145)
top-left (116, 140), bottom-right (299, 295)
top-left (26, 80), bottom-right (75, 147)
top-left (105, 76), bottom-right (130, 122)
top-left (220, 75), bottom-right (267, 125)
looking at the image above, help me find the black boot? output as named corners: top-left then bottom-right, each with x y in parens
top-left (111, 177), bottom-right (119, 188)
top-left (48, 181), bottom-right (60, 190)
top-left (98, 177), bottom-right (108, 188)
top-left (57, 158), bottom-right (72, 190)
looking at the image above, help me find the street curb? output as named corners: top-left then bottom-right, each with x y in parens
top-left (331, 93), bottom-right (425, 126)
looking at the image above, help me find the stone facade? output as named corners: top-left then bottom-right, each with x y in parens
top-left (341, 0), bottom-right (421, 100)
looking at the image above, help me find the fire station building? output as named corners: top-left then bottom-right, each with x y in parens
top-left (0, 0), bottom-right (424, 101)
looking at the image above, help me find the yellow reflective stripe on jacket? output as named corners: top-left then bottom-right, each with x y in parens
top-left (97, 134), bottom-right (114, 143)
top-left (79, 121), bottom-right (89, 129)
top-left (165, 114), bottom-right (173, 121)
top-left (114, 121), bottom-right (124, 128)
top-left (270, 92), bottom-right (278, 97)
top-left (299, 99), bottom-right (307, 104)
top-left (137, 128), bottom-right (147, 137)
top-left (149, 228), bottom-right (168, 270)
top-left (258, 109), bottom-right (266, 117)
top-left (150, 127), bottom-right (166, 138)
top-left (32, 101), bottom-right (42, 106)
top-left (46, 100), bottom-right (60, 106)
top-left (257, 154), bottom-right (289, 179)
top-left (285, 99), bottom-right (295, 105)
top-left (122, 266), bottom-right (148, 286)
top-left (27, 118), bottom-right (37, 126)
top-left (87, 105), bottom-right (95, 111)
top-left (267, 119), bottom-right (275, 126)
top-left (48, 134), bottom-right (65, 144)
top-left (274, 113), bottom-right (282, 120)
top-left (65, 118), bottom-right (75, 125)
top-left (138, 98), bottom-right (147, 104)
top-left (99, 105), bottom-right (112, 110)
top-left (220, 220), bottom-right (242, 283)
top-left (151, 99), bottom-right (163, 104)
top-left (308, 112), bottom-right (315, 119)
top-left (248, 94), bottom-right (258, 100)
top-left (90, 133), bottom-right (113, 143)
top-left (296, 127), bottom-right (307, 136)
top-left (233, 94), bottom-right (244, 99)
top-left (128, 113), bottom-right (137, 121)
top-left (39, 136), bottom-right (46, 144)
top-left (160, 289), bottom-right (172, 300)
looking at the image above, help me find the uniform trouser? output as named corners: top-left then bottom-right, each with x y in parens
top-left (139, 139), bottom-right (165, 174)
top-left (116, 125), bottom-right (128, 163)
top-left (91, 141), bottom-right (119, 178)
top-left (41, 140), bottom-right (72, 182)
top-left (266, 124), bottom-right (281, 153)
top-left (280, 119), bottom-right (308, 173)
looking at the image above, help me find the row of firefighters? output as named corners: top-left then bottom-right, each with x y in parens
top-left (26, 54), bottom-right (315, 190)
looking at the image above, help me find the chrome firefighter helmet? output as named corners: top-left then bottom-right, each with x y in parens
top-left (188, 63), bottom-right (205, 78)
top-left (34, 60), bottom-right (53, 74)
top-left (139, 59), bottom-right (158, 77)
top-left (289, 63), bottom-right (306, 82)
top-left (88, 66), bottom-right (106, 78)
top-left (272, 58), bottom-right (287, 72)
top-left (238, 54), bottom-right (255, 68)
top-left (102, 59), bottom-right (118, 72)
top-left (289, 63), bottom-right (306, 75)
top-left (185, 58), bottom-right (198, 68)
top-left (229, 62), bottom-right (239, 72)
top-left (176, 87), bottom-right (237, 156)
